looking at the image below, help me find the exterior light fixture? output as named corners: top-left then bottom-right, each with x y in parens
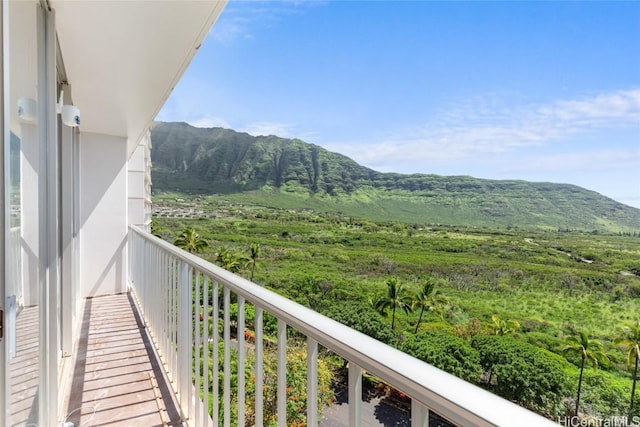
top-left (17, 97), bottom-right (37, 122)
top-left (57, 90), bottom-right (80, 127)
top-left (61, 105), bottom-right (80, 127)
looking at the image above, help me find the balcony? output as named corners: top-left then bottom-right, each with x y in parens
top-left (60, 226), bottom-right (559, 426)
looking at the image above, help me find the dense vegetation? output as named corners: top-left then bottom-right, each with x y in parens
top-left (150, 122), bottom-right (640, 233)
top-left (154, 194), bottom-right (640, 422)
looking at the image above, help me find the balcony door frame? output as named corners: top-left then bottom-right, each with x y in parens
top-left (0, 1), bottom-right (5, 419)
top-left (59, 80), bottom-right (79, 359)
top-left (1, 2), bottom-right (60, 426)
top-left (41, 5), bottom-right (60, 424)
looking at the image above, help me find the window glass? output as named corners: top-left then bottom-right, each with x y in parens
top-left (7, 1), bottom-right (41, 425)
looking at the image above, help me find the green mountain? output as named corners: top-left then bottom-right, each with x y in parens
top-left (150, 121), bottom-right (640, 232)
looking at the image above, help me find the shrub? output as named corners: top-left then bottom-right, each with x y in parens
top-left (399, 331), bottom-right (482, 383)
top-left (197, 341), bottom-right (335, 426)
top-left (471, 335), bottom-right (570, 417)
top-left (576, 370), bottom-right (630, 417)
top-left (322, 302), bottom-right (397, 345)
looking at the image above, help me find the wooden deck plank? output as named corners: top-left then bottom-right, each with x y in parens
top-left (62, 293), bottom-right (183, 427)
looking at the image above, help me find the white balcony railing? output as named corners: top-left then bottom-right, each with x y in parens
top-left (128, 225), bottom-right (558, 427)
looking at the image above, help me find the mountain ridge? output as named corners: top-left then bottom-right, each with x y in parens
top-left (150, 121), bottom-right (640, 232)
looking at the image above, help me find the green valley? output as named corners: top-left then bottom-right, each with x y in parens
top-left (152, 194), bottom-right (640, 421)
top-left (150, 122), bottom-right (640, 234)
top-left (150, 122), bottom-right (640, 422)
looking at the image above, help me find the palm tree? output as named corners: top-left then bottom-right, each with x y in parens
top-left (216, 247), bottom-right (242, 273)
top-left (248, 243), bottom-right (260, 282)
top-left (369, 295), bottom-right (384, 312)
top-left (411, 279), bottom-right (446, 333)
top-left (173, 227), bottom-right (208, 254)
top-left (614, 320), bottom-right (640, 416)
top-left (562, 331), bottom-right (609, 416)
top-left (375, 277), bottom-right (412, 330)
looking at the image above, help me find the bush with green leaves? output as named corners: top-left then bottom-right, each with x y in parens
top-left (322, 302), bottom-right (397, 345)
top-left (399, 331), bottom-right (482, 383)
top-left (471, 334), bottom-right (570, 417)
top-left (575, 369), bottom-right (632, 418)
top-left (196, 340), bottom-right (334, 426)
top-left (254, 342), bottom-right (335, 427)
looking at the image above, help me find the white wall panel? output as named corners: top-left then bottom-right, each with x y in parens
top-left (79, 132), bottom-right (127, 297)
top-left (128, 170), bottom-right (144, 199)
top-left (128, 198), bottom-right (145, 226)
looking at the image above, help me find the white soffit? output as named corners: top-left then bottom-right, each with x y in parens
top-left (51, 0), bottom-right (227, 156)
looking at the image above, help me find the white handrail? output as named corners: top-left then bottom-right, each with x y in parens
top-left (128, 225), bottom-right (558, 427)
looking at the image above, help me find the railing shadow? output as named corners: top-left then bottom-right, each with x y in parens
top-left (64, 297), bottom-right (92, 426)
top-left (126, 292), bottom-right (183, 425)
top-left (63, 294), bottom-right (183, 426)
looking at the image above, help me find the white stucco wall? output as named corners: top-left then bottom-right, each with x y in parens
top-left (79, 132), bottom-right (127, 297)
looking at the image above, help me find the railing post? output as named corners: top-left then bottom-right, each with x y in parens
top-left (348, 362), bottom-right (362, 427)
top-left (237, 296), bottom-right (246, 427)
top-left (223, 287), bottom-right (231, 427)
top-left (411, 399), bottom-right (429, 427)
top-left (164, 253), bottom-right (171, 375)
top-left (178, 261), bottom-right (191, 419)
top-left (277, 320), bottom-right (287, 427)
top-left (141, 236), bottom-right (147, 318)
top-left (254, 307), bottom-right (264, 426)
top-left (202, 277), bottom-right (213, 427)
top-left (307, 338), bottom-right (318, 427)
top-left (211, 280), bottom-right (219, 426)
top-left (193, 272), bottom-right (200, 425)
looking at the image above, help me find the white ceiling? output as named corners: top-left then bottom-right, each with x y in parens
top-left (51, 0), bottom-right (227, 157)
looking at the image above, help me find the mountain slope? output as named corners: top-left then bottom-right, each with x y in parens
top-left (151, 122), bottom-right (375, 194)
top-left (150, 122), bottom-right (640, 232)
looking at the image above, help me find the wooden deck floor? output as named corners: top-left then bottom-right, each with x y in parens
top-left (62, 293), bottom-right (183, 427)
top-left (7, 305), bottom-right (39, 426)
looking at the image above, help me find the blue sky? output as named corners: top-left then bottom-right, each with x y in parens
top-left (157, 0), bottom-right (640, 209)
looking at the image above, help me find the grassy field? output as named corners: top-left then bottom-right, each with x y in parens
top-left (153, 193), bottom-right (640, 420)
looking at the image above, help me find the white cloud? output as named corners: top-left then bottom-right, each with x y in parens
top-left (330, 88), bottom-right (640, 168)
top-left (500, 148), bottom-right (640, 174)
top-left (241, 121), bottom-right (294, 137)
top-left (209, 0), bottom-right (327, 45)
top-left (320, 90), bottom-right (640, 207)
top-left (209, 16), bottom-right (254, 45)
top-left (188, 115), bottom-right (230, 129)
top-left (186, 117), bottom-right (313, 140)
top-left (538, 89), bottom-right (640, 125)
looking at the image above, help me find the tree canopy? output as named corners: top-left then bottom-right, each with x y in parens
top-left (473, 334), bottom-right (570, 418)
top-left (400, 332), bottom-right (482, 383)
top-left (173, 227), bottom-right (208, 253)
top-left (323, 302), bottom-right (396, 346)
